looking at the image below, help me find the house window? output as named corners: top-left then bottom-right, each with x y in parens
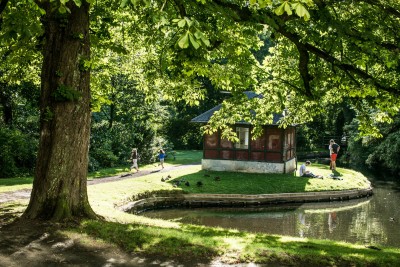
top-left (235, 127), bottom-right (249, 149)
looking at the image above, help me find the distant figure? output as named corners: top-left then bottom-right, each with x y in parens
top-left (328, 142), bottom-right (333, 170)
top-left (328, 212), bottom-right (338, 233)
top-left (298, 212), bottom-right (306, 238)
top-left (158, 149), bottom-right (166, 169)
top-left (130, 148), bottom-right (140, 173)
top-left (330, 139), bottom-right (340, 171)
top-left (299, 161), bottom-right (322, 178)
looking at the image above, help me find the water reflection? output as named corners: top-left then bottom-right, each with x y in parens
top-left (140, 179), bottom-right (400, 247)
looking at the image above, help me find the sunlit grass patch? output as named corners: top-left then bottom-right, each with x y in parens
top-left (0, 177), bottom-right (33, 192)
top-left (75, 219), bottom-right (400, 266)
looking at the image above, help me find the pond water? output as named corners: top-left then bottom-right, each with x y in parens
top-left (140, 176), bottom-right (400, 247)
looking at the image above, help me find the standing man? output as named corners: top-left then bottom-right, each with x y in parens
top-left (329, 139), bottom-right (340, 171)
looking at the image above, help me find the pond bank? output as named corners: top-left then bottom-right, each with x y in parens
top-left (120, 187), bottom-right (373, 214)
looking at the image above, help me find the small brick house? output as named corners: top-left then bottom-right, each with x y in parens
top-left (191, 92), bottom-right (296, 174)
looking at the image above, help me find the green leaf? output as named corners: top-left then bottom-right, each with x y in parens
top-left (275, 2), bottom-right (285, 15)
top-left (130, 0), bottom-right (139, 8)
top-left (194, 30), bottom-right (203, 39)
top-left (184, 17), bottom-right (193, 27)
top-left (72, 0), bottom-right (82, 7)
top-left (120, 0), bottom-right (129, 8)
top-left (201, 36), bottom-right (210, 46)
top-left (189, 33), bottom-right (200, 49)
top-left (58, 5), bottom-right (70, 14)
top-left (292, 3), bottom-right (310, 20)
top-left (177, 19), bottom-right (186, 28)
top-left (284, 2), bottom-right (292, 15)
top-left (178, 32), bottom-right (189, 49)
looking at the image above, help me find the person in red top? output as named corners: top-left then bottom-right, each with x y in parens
top-left (329, 139), bottom-right (340, 171)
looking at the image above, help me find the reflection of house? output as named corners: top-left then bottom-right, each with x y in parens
top-left (191, 92), bottom-right (296, 174)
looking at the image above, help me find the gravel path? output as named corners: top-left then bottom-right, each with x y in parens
top-left (0, 164), bottom-right (199, 204)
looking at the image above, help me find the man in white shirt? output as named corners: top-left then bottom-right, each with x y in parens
top-left (299, 160), bottom-right (313, 177)
top-left (299, 161), bottom-right (323, 178)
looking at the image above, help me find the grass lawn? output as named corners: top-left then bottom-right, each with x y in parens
top-left (0, 177), bottom-right (34, 193)
top-left (172, 163), bottom-right (370, 194)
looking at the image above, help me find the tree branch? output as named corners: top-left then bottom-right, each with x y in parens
top-left (361, 0), bottom-right (400, 19)
top-left (172, 0), bottom-right (187, 17)
top-left (279, 26), bottom-right (398, 95)
top-left (295, 43), bottom-right (313, 97)
top-left (202, 0), bottom-right (399, 96)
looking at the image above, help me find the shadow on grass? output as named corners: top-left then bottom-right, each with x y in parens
top-left (332, 169), bottom-right (342, 176)
top-left (78, 220), bottom-right (400, 266)
top-left (79, 220), bottom-right (220, 264)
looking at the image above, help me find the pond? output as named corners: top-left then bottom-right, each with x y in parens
top-left (140, 176), bottom-right (400, 247)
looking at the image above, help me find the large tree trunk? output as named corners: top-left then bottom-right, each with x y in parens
top-left (23, 1), bottom-right (97, 221)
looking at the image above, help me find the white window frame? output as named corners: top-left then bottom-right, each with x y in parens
top-left (235, 127), bottom-right (249, 149)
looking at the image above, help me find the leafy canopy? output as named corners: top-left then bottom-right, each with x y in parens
top-left (2, 0), bottom-right (399, 140)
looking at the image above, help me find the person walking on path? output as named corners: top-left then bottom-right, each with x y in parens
top-left (158, 149), bottom-right (166, 169)
top-left (329, 139), bottom-right (340, 171)
top-left (130, 148), bottom-right (140, 173)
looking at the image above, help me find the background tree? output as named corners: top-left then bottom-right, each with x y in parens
top-left (89, 74), bottom-right (169, 171)
top-left (0, 1), bottom-right (41, 178)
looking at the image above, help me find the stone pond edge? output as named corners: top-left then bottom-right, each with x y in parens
top-left (118, 187), bottom-right (374, 214)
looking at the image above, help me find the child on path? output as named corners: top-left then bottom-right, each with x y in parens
top-left (130, 148), bottom-right (140, 173)
top-left (158, 149), bottom-right (165, 169)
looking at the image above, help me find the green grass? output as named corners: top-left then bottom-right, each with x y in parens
top-left (165, 150), bottom-right (202, 165)
top-left (0, 177), bottom-right (34, 193)
top-left (76, 219), bottom-right (400, 266)
top-left (168, 162), bottom-right (370, 194)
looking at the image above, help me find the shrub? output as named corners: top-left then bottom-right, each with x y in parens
top-left (0, 128), bottom-right (37, 177)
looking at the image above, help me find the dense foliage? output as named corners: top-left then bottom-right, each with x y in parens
top-left (1, 0), bottom-right (399, 178)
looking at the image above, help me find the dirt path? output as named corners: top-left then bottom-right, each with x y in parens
top-left (0, 164), bottom-right (199, 204)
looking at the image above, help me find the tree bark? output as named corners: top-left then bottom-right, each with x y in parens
top-left (23, 1), bottom-right (97, 221)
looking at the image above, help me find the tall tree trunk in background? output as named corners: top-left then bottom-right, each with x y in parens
top-left (0, 82), bottom-right (13, 126)
top-left (23, 1), bottom-right (97, 221)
